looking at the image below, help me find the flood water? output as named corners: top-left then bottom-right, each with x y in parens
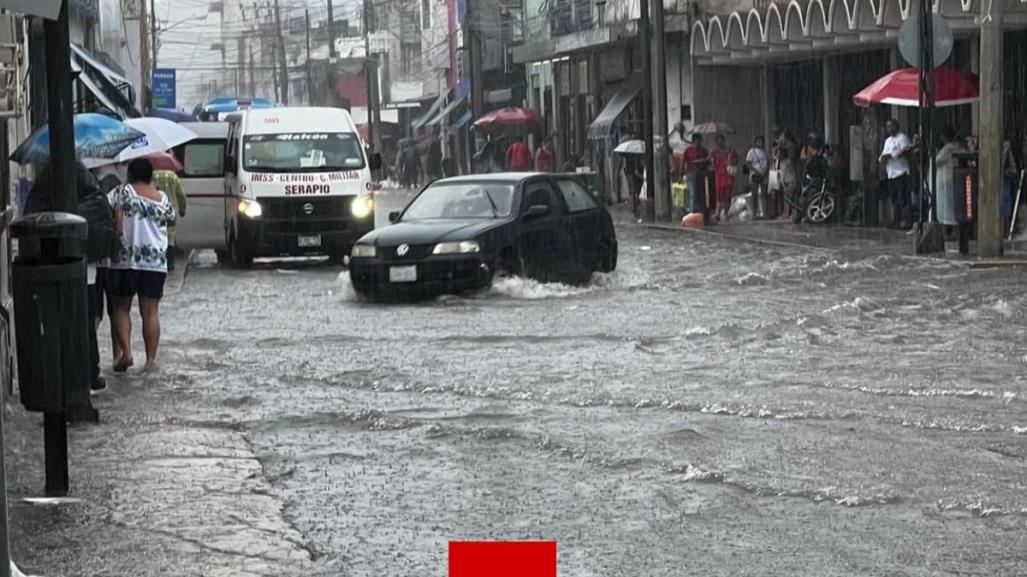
top-left (128, 199), bottom-right (1027, 576)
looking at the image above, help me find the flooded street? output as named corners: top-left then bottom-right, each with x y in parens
top-left (116, 189), bottom-right (1027, 576)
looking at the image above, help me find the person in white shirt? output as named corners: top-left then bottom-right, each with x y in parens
top-left (745, 135), bottom-right (770, 219)
top-left (880, 119), bottom-right (912, 228)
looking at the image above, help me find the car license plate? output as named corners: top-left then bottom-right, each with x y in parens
top-left (298, 234), bottom-right (321, 248)
top-left (389, 265), bottom-right (417, 283)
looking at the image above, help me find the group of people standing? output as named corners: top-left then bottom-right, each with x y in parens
top-left (25, 157), bottom-right (181, 421)
top-left (396, 130), bottom-right (559, 188)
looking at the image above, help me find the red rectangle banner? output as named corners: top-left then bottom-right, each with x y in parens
top-left (449, 541), bottom-right (557, 577)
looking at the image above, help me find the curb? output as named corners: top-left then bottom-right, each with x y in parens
top-left (643, 223), bottom-right (1027, 268)
top-left (643, 223), bottom-right (835, 253)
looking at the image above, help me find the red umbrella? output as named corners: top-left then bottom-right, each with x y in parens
top-left (473, 107), bottom-right (540, 133)
top-left (854, 66), bottom-right (978, 108)
top-left (144, 151), bottom-right (183, 172)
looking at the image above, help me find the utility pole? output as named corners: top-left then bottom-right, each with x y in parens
top-left (363, 0), bottom-right (381, 151)
top-left (249, 45), bottom-right (256, 97)
top-left (305, 9), bottom-right (313, 105)
top-left (140, 0), bottom-right (150, 111)
top-left (650, 0), bottom-right (670, 222)
top-left (150, 0), bottom-right (158, 71)
top-left (638, 0), bottom-right (654, 221)
top-left (977, 1), bottom-right (1005, 257)
top-left (273, 0), bottom-right (289, 104)
top-left (328, 0), bottom-right (337, 58)
top-left (467, 0), bottom-right (483, 126)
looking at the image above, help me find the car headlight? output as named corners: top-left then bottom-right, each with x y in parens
top-left (351, 195), bottom-right (373, 218)
top-left (238, 198), bottom-right (262, 218)
top-left (432, 240), bottom-right (480, 255)
top-left (350, 244), bottom-right (376, 258)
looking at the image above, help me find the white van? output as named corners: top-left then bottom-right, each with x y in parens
top-left (223, 107), bottom-right (379, 267)
top-left (172, 122), bottom-right (230, 259)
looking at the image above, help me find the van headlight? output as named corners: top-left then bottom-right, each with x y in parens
top-left (350, 244), bottom-right (376, 258)
top-left (351, 196), bottom-right (373, 218)
top-left (239, 198), bottom-right (262, 218)
top-left (432, 240), bottom-right (480, 255)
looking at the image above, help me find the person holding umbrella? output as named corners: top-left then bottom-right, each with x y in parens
top-left (682, 133), bottom-right (711, 218)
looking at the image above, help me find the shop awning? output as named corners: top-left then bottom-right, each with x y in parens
top-left (587, 81), bottom-right (640, 140)
top-left (427, 97), bottom-right (466, 127)
top-left (70, 43), bottom-right (138, 118)
top-left (411, 92), bottom-right (447, 130)
top-left (450, 109), bottom-right (472, 133)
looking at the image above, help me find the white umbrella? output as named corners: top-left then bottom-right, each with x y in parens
top-left (83, 117), bottom-right (197, 168)
top-left (614, 139), bottom-right (645, 155)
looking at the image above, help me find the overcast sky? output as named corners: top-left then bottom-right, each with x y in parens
top-left (154, 0), bottom-right (363, 108)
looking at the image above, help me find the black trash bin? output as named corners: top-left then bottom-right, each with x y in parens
top-left (11, 211), bottom-right (91, 414)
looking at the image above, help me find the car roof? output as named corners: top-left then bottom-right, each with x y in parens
top-left (179, 121), bottom-right (229, 138)
top-left (433, 172), bottom-right (551, 185)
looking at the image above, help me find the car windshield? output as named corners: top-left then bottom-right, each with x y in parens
top-left (402, 183), bottom-right (515, 220)
top-left (243, 133), bottom-right (365, 172)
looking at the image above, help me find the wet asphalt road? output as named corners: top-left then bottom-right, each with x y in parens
top-left (44, 188), bottom-right (1027, 575)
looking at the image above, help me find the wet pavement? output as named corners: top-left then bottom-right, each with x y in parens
top-left (6, 188), bottom-right (1027, 576)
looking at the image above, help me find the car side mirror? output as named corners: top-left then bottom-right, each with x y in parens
top-left (369, 152), bottom-right (383, 171)
top-left (388, 210), bottom-right (401, 223)
top-left (524, 204), bottom-right (549, 220)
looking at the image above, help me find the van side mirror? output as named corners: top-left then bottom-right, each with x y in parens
top-left (369, 152), bottom-right (383, 171)
top-left (388, 210), bottom-right (401, 223)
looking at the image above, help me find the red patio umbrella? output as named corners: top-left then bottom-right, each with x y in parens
top-left (472, 107), bottom-right (540, 133)
top-left (854, 66), bottom-right (979, 108)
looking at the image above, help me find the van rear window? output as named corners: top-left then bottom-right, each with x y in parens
top-left (181, 141), bottom-right (226, 176)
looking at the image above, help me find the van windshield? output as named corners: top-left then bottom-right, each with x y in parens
top-left (243, 133), bottom-right (366, 172)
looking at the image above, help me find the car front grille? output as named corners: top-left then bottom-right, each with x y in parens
top-left (381, 244), bottom-right (434, 261)
top-left (258, 197), bottom-right (351, 219)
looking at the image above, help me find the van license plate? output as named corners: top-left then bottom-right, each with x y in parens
top-left (389, 265), bottom-right (417, 283)
top-left (298, 235), bottom-right (321, 247)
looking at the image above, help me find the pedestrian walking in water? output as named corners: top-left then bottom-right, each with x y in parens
top-left (745, 135), bottom-right (769, 219)
top-left (933, 126), bottom-right (966, 230)
top-left (401, 140), bottom-right (420, 188)
top-left (108, 159), bottom-right (176, 373)
top-left (506, 136), bottom-right (532, 171)
top-left (153, 168), bottom-right (186, 271)
top-left (712, 134), bottom-right (739, 222)
top-left (426, 130), bottom-right (443, 182)
top-left (535, 137), bottom-right (555, 172)
top-left (622, 146), bottom-right (643, 216)
top-left (682, 134), bottom-right (710, 217)
top-left (880, 119), bottom-right (912, 229)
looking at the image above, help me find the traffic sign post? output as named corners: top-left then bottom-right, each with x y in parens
top-left (151, 68), bottom-right (176, 111)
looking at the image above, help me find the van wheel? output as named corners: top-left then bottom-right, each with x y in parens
top-left (327, 248), bottom-right (348, 266)
top-left (215, 250), bottom-right (229, 265)
top-left (230, 233), bottom-right (253, 269)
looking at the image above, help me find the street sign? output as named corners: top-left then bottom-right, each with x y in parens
top-left (151, 68), bottom-right (176, 110)
top-left (898, 14), bottom-right (953, 69)
top-left (0, 0), bottom-right (62, 19)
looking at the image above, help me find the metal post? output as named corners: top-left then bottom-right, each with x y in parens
top-left (977, 1), bottom-right (1005, 257)
top-left (650, 0), bottom-right (670, 222)
top-left (638, 0), bottom-right (654, 222)
top-left (140, 0), bottom-right (150, 111)
top-left (150, 0), bottom-right (158, 71)
top-left (42, 0), bottom-right (75, 499)
top-left (363, 0), bottom-right (381, 151)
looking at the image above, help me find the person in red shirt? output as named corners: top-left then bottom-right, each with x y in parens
top-left (506, 137), bottom-right (533, 172)
top-left (534, 137), bottom-right (555, 172)
top-left (681, 134), bottom-right (711, 216)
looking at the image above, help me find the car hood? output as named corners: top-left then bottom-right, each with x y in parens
top-left (359, 218), bottom-right (508, 247)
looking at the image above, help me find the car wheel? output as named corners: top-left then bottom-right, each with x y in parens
top-left (230, 231), bottom-right (253, 269)
top-left (327, 247), bottom-right (349, 266)
top-left (494, 250), bottom-right (523, 280)
top-left (596, 240), bottom-right (618, 273)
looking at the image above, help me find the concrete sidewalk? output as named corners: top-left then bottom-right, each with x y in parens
top-left (643, 218), bottom-right (1027, 267)
top-left (3, 252), bottom-right (317, 577)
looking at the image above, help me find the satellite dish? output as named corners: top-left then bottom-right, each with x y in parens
top-left (899, 14), bottom-right (954, 69)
